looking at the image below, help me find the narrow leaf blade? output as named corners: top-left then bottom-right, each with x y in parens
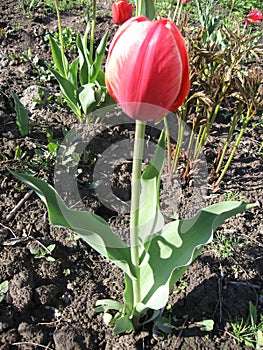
top-left (10, 171), bottom-right (134, 277)
top-left (12, 93), bottom-right (30, 137)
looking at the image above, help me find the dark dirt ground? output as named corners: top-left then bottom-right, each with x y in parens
top-left (0, 1), bottom-right (262, 349)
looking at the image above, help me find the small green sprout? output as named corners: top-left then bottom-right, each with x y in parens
top-left (30, 243), bottom-right (56, 262)
top-left (0, 280), bottom-right (9, 303)
top-left (230, 301), bottom-right (263, 348)
top-left (63, 268), bottom-right (71, 276)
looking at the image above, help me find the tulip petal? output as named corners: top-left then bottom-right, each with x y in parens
top-left (105, 16), bottom-right (190, 121)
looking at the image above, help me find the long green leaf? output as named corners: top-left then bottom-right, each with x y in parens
top-left (76, 33), bottom-right (90, 86)
top-left (90, 31), bottom-right (109, 82)
top-left (78, 83), bottom-right (98, 115)
top-left (10, 171), bottom-right (134, 278)
top-left (49, 35), bottom-right (68, 77)
top-left (138, 130), bottom-right (166, 244)
top-left (142, 0), bottom-right (155, 20)
top-left (138, 177), bottom-right (164, 244)
top-left (49, 68), bottom-right (82, 118)
top-left (68, 57), bottom-right (79, 89)
top-left (12, 93), bottom-right (30, 137)
top-left (139, 201), bottom-right (255, 310)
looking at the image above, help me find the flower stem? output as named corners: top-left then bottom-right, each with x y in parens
top-left (89, 0), bottom-right (96, 61)
top-left (130, 120), bottom-right (146, 313)
top-left (54, 0), bottom-right (67, 78)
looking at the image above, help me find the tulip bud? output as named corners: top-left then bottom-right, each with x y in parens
top-left (105, 16), bottom-right (190, 121)
top-left (112, 0), bottom-right (133, 25)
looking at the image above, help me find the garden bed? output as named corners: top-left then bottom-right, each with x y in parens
top-left (0, 1), bottom-right (262, 349)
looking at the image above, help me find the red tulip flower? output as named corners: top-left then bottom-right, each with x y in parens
top-left (105, 16), bottom-right (190, 121)
top-left (112, 0), bottom-right (133, 25)
top-left (180, 0), bottom-right (192, 3)
top-left (243, 9), bottom-right (263, 24)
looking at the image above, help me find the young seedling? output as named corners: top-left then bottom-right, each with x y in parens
top-left (211, 231), bottom-right (243, 260)
top-left (230, 302), bottom-right (263, 348)
top-left (12, 93), bottom-right (30, 137)
top-left (0, 280), bottom-right (9, 303)
top-left (30, 243), bottom-right (56, 262)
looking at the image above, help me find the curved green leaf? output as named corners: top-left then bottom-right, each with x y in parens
top-left (49, 67), bottom-right (81, 117)
top-left (49, 35), bottom-right (68, 77)
top-left (76, 33), bottom-right (90, 86)
top-left (68, 58), bottom-right (79, 89)
top-left (12, 93), bottom-right (30, 137)
top-left (139, 201), bottom-right (255, 310)
top-left (10, 171), bottom-right (134, 278)
top-left (90, 31), bottom-right (109, 82)
top-left (138, 130), bottom-right (166, 244)
top-left (78, 83), bottom-right (98, 115)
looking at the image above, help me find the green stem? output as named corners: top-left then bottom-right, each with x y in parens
top-left (194, 88), bottom-right (228, 160)
top-left (172, 116), bottom-right (184, 173)
top-left (54, 0), bottom-right (67, 78)
top-left (89, 0), bottom-right (96, 61)
top-left (164, 116), bottom-right (172, 178)
top-left (176, 3), bottom-right (183, 25)
top-left (214, 106), bottom-right (255, 188)
top-left (172, 0), bottom-right (181, 23)
top-left (136, 0), bottom-right (142, 16)
top-left (130, 120), bottom-right (146, 313)
top-left (215, 111), bottom-right (240, 174)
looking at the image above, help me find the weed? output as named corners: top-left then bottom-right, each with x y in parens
top-left (211, 232), bottom-right (243, 259)
top-left (30, 243), bottom-right (56, 262)
top-left (174, 278), bottom-right (188, 294)
top-left (230, 302), bottom-right (263, 348)
top-left (45, 27), bottom-right (77, 53)
top-left (12, 93), bottom-right (30, 137)
top-left (0, 280), bottom-right (9, 303)
top-left (223, 191), bottom-right (245, 202)
top-left (21, 51), bottom-right (51, 83)
top-left (63, 268), bottom-right (71, 276)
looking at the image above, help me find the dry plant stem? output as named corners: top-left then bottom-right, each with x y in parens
top-left (54, 0), bottom-right (67, 78)
top-left (130, 120), bottom-right (146, 314)
top-left (12, 342), bottom-right (52, 350)
top-left (6, 190), bottom-right (33, 222)
top-left (89, 0), bottom-right (96, 61)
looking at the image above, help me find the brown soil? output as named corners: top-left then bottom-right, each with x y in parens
top-left (0, 1), bottom-right (262, 349)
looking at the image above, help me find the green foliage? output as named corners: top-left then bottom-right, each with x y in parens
top-left (20, 50), bottom-right (52, 83)
top-left (30, 243), bottom-right (56, 262)
top-left (231, 302), bottom-right (263, 348)
top-left (141, 0), bottom-right (156, 19)
top-left (11, 146), bottom-right (254, 334)
top-left (194, 0), bottom-right (223, 46)
top-left (45, 27), bottom-right (77, 53)
top-left (155, 0), bottom-right (262, 23)
top-left (0, 280), bottom-right (9, 303)
top-left (168, 18), bottom-right (263, 188)
top-left (211, 232), bottom-right (243, 260)
top-left (18, 0), bottom-right (89, 14)
top-left (223, 191), bottom-right (245, 202)
top-left (12, 93), bottom-right (30, 137)
top-left (48, 11), bottom-right (112, 120)
top-left (197, 319), bottom-right (214, 332)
